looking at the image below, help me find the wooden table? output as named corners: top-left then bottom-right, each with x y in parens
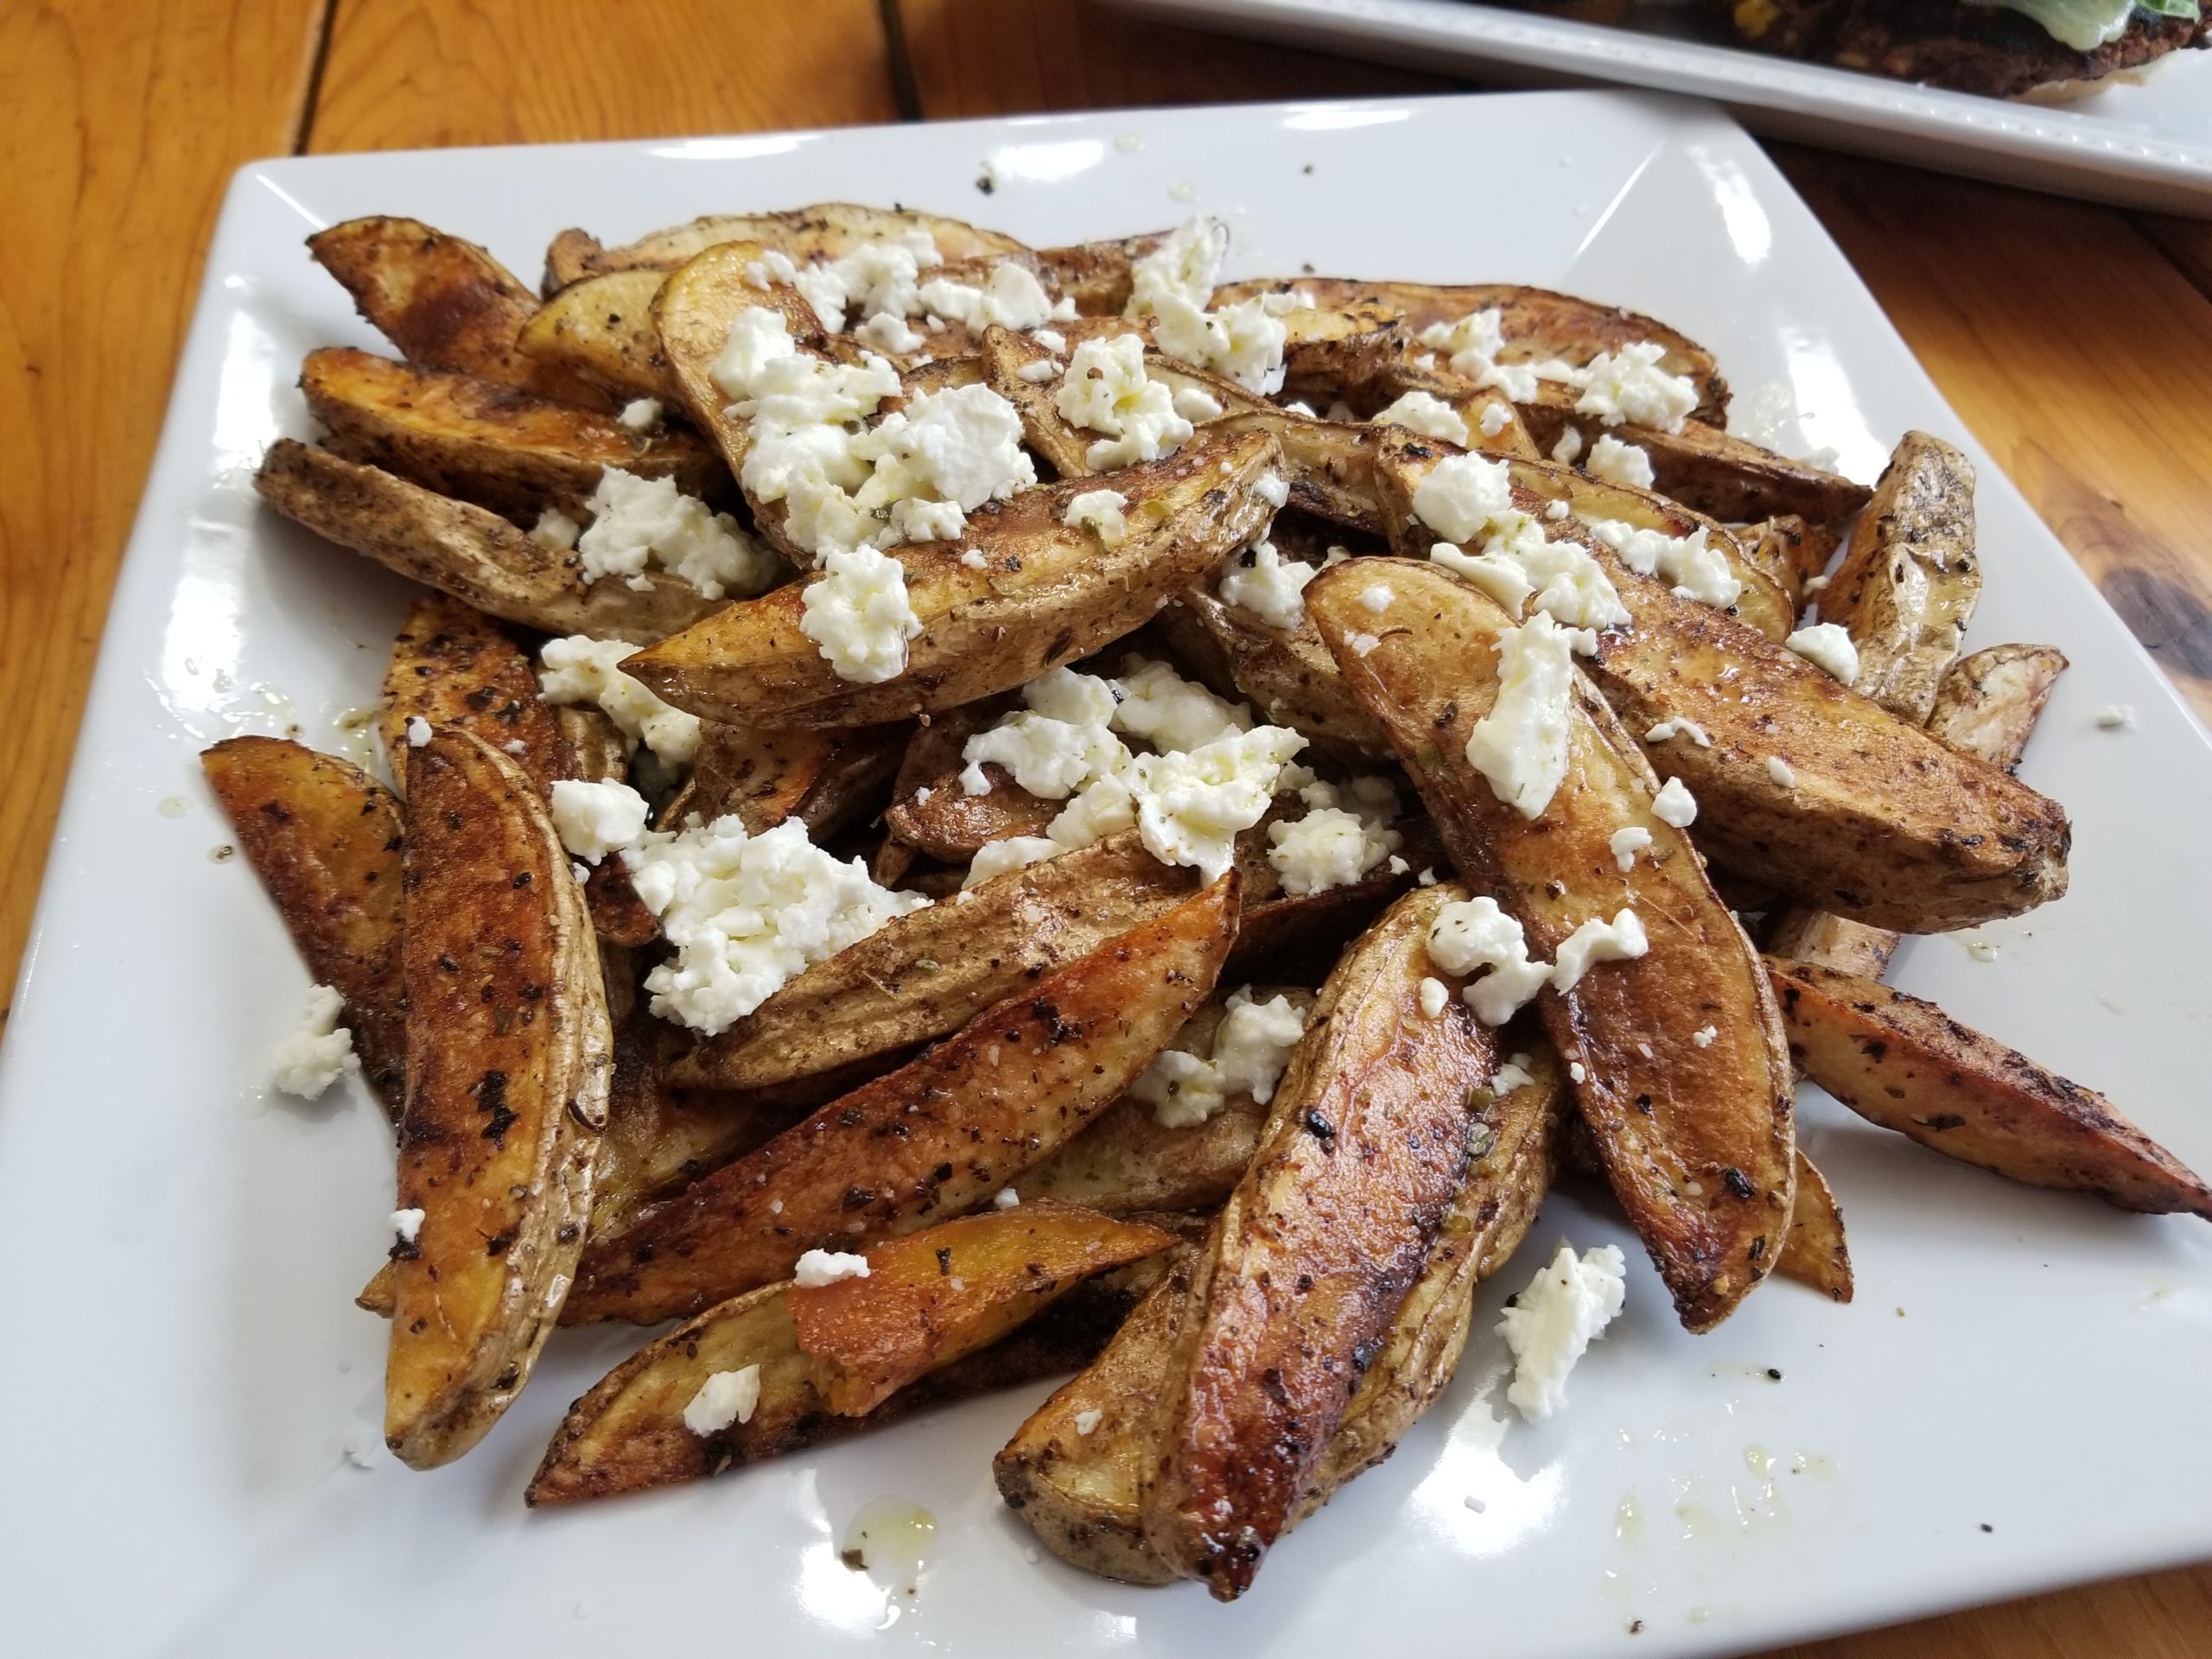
top-left (3, 2), bottom-right (2208, 1651)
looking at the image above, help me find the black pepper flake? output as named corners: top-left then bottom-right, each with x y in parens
top-left (1765, 1367), bottom-right (1783, 1381)
top-left (1723, 1166), bottom-right (1755, 1199)
top-left (475, 1070), bottom-right (516, 1142)
top-left (1979, 1522), bottom-right (1993, 1533)
top-left (512, 871), bottom-right (532, 887)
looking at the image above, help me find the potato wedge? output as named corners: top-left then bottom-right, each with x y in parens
top-left (527, 1245), bottom-right (1176, 1506)
top-left (308, 216), bottom-right (611, 410)
top-left (664, 720), bottom-right (905, 842)
top-left (1309, 560), bottom-right (1796, 1332)
top-left (790, 1201), bottom-right (1177, 1414)
top-left (255, 440), bottom-right (725, 645)
top-left (1770, 960), bottom-right (2212, 1221)
top-left (565, 874), bottom-right (1237, 1323)
top-left (550, 204), bottom-right (1027, 286)
top-left (1764, 640), bottom-right (2066, 977)
top-left (378, 593), bottom-right (563, 796)
top-left (539, 702), bottom-right (662, 950)
top-left (386, 730), bottom-right (613, 1468)
top-left (1518, 406), bottom-right (1872, 526)
top-left (1140, 885), bottom-right (1501, 1596)
top-left (302, 347), bottom-right (721, 524)
top-left (1819, 432), bottom-right (1981, 723)
top-left (1738, 514), bottom-right (1837, 613)
top-left (623, 429), bottom-right (1284, 729)
top-left (1034, 232), bottom-right (1164, 315)
top-left (1001, 1018), bottom-right (1561, 1586)
top-left (516, 270), bottom-right (683, 403)
top-left (1775, 1148), bottom-right (1854, 1302)
top-left (1370, 436), bottom-right (2071, 933)
top-left (200, 736), bottom-right (406, 1116)
top-left (1176, 583), bottom-right (1392, 759)
top-left (883, 766), bottom-right (1060, 859)
top-left (671, 833), bottom-right (1198, 1092)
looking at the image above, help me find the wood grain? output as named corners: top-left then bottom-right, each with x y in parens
top-left (308, 0), bottom-right (898, 151)
top-left (2139, 213), bottom-right (2212, 306)
top-left (0, 0), bottom-right (329, 1039)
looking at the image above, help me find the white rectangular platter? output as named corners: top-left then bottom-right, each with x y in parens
top-left (1117, 0), bottom-right (2212, 214)
top-left (2, 92), bottom-right (2209, 1659)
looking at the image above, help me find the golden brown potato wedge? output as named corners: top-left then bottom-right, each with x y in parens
top-left (543, 703), bottom-right (661, 950)
top-left (308, 216), bottom-right (612, 410)
top-left (1033, 232), bottom-right (1165, 315)
top-left (1310, 560), bottom-right (1796, 1332)
top-left (302, 347), bottom-right (722, 525)
top-left (565, 874), bottom-right (1238, 1323)
top-left (1774, 1148), bottom-right (1854, 1302)
top-left (790, 1201), bottom-right (1178, 1414)
top-left (386, 730), bottom-right (613, 1468)
top-left (1764, 641), bottom-right (2067, 977)
top-left (883, 766), bottom-right (1060, 859)
top-left (1370, 436), bottom-right (2072, 932)
top-left (624, 429), bottom-right (1284, 729)
top-left (1818, 432), bottom-right (1981, 724)
top-left (663, 721), bottom-right (905, 842)
top-left (256, 440), bottom-right (726, 645)
top-left (526, 1248), bottom-right (1176, 1506)
top-left (1176, 583), bottom-right (1392, 759)
top-left (200, 736), bottom-right (406, 1116)
top-left (1518, 406), bottom-right (1872, 526)
top-left (1770, 959), bottom-right (2212, 1221)
top-left (1738, 514), bottom-right (1836, 613)
top-left (378, 593), bottom-right (564, 796)
top-left (549, 204), bottom-right (1028, 287)
top-left (516, 270), bottom-right (683, 403)
top-left (1140, 885), bottom-right (1500, 1596)
top-left (671, 833), bottom-right (1198, 1092)
top-left (1001, 1022), bottom-right (1561, 1586)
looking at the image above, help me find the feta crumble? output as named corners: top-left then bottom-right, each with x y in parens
top-left (1549, 426), bottom-right (1584, 466)
top-left (1692, 1025), bottom-right (1717, 1048)
top-left (1548, 910), bottom-right (1649, 992)
top-left (683, 1365), bottom-right (762, 1435)
top-left (271, 984), bottom-right (358, 1098)
top-left (1017, 355), bottom-right (1063, 384)
top-left (2095, 704), bottom-right (2135, 731)
top-left (1073, 1408), bottom-right (1103, 1437)
top-left (1267, 798), bottom-right (1399, 897)
top-left (1784, 622), bottom-right (1860, 686)
top-left (1172, 384), bottom-right (1224, 423)
top-left (1586, 518), bottom-right (1740, 610)
top-left (1427, 897), bottom-right (1552, 1027)
top-left (1650, 776), bottom-right (1698, 828)
top-left (618, 397), bottom-right (663, 432)
top-left (801, 544), bottom-right (925, 683)
top-left (1414, 453), bottom-right (1626, 638)
top-left (1573, 342), bottom-right (1700, 433)
top-left (994, 1186), bottom-right (1021, 1210)
top-left (1643, 716), bottom-right (1711, 747)
top-left (1056, 334), bottom-right (1195, 468)
top-left (577, 467), bottom-right (777, 600)
top-left (1491, 1053), bottom-right (1536, 1095)
top-left (1133, 987), bottom-right (1307, 1128)
top-left (1418, 976), bottom-right (1450, 1019)
top-left (961, 835), bottom-right (1062, 890)
top-left (1768, 756), bottom-right (1797, 789)
top-left (1370, 390), bottom-right (1469, 447)
top-left (1478, 401), bottom-right (1514, 439)
top-left (1218, 540), bottom-right (1316, 631)
top-left (404, 715), bottom-right (432, 748)
top-left (1063, 487), bottom-right (1131, 548)
top-left (550, 778), bottom-right (652, 865)
top-left (1584, 434), bottom-right (1655, 490)
top-left (1359, 582), bottom-right (1395, 614)
top-left (793, 1249), bottom-right (872, 1287)
top-left (531, 506), bottom-right (581, 550)
top-left (1501, 1243), bottom-right (1627, 1421)
top-left (1609, 825), bottom-right (1652, 873)
top-left (1463, 611), bottom-right (1584, 819)
top-left (390, 1206), bottom-right (425, 1244)
top-left (539, 635), bottom-right (702, 767)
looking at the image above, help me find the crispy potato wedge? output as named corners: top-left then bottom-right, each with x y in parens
top-left (308, 216), bottom-right (611, 410)
top-left (543, 702), bottom-right (661, 949)
top-left (1140, 885), bottom-right (1500, 1595)
top-left (1034, 232), bottom-right (1164, 315)
top-left (378, 593), bottom-right (563, 796)
top-left (302, 347), bottom-right (721, 525)
top-left (1820, 432), bottom-right (1981, 724)
top-left (516, 270), bottom-right (683, 403)
top-left (565, 875), bottom-right (1237, 1323)
top-left (624, 430), bottom-right (1284, 729)
top-left (1775, 1148), bottom-right (1854, 1302)
top-left (386, 730), bottom-right (612, 1468)
top-left (790, 1201), bottom-right (1177, 1414)
top-left (664, 721), bottom-right (906, 842)
top-left (1370, 436), bottom-right (2071, 932)
top-left (1739, 514), bottom-right (1837, 612)
top-left (526, 1248), bottom-right (1176, 1506)
top-left (255, 440), bottom-right (725, 645)
top-left (1519, 406), bottom-right (1872, 526)
top-left (201, 736), bottom-right (406, 1116)
top-left (1310, 560), bottom-right (1796, 1332)
top-left (1001, 1020), bottom-right (1561, 1586)
top-left (1177, 582), bottom-right (1392, 758)
top-left (1770, 960), bottom-right (2212, 1221)
top-left (1764, 640), bottom-right (2066, 977)
top-left (549, 204), bottom-right (1027, 287)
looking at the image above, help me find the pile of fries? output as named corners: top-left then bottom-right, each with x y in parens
top-left (213, 200), bottom-right (2212, 1602)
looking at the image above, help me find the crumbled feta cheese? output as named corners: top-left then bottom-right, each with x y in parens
top-left (1418, 308), bottom-right (1542, 402)
top-left (390, 1206), bottom-right (425, 1244)
top-left (1464, 611), bottom-right (1582, 819)
top-left (916, 263), bottom-right (1059, 334)
top-left (618, 397), bottom-right (664, 433)
top-left (531, 506), bottom-right (581, 550)
top-left (539, 635), bottom-right (703, 767)
top-left (1419, 976), bottom-right (1449, 1019)
top-left (1568, 1060), bottom-right (1586, 1084)
top-left (1172, 384), bottom-right (1224, 423)
top-left (961, 835), bottom-right (1063, 889)
top-left (793, 1249), bottom-right (872, 1287)
top-left (1127, 216), bottom-right (1227, 316)
top-left (1149, 292), bottom-right (1287, 395)
top-left (271, 984), bottom-right (358, 1098)
top-left (1267, 804), bottom-right (1399, 897)
top-left (1073, 1408), bottom-right (1103, 1436)
top-left (1062, 487), bottom-right (1130, 548)
top-left (1692, 1025), bottom-right (1717, 1048)
top-left (404, 715), bottom-right (432, 748)
top-left (1586, 518), bottom-right (1740, 610)
top-left (1585, 434), bottom-right (1655, 490)
top-left (960, 548), bottom-right (988, 570)
top-left (1550, 426), bottom-right (1584, 466)
top-left (856, 311), bottom-right (926, 356)
top-left (1643, 716), bottom-right (1711, 747)
top-left (1545, 499), bottom-right (1571, 522)
top-left (577, 467), bottom-right (777, 600)
top-left (1359, 582), bottom-right (1395, 614)
top-left (1650, 776), bottom-right (1698, 828)
top-left (1370, 390), bottom-right (1469, 447)
top-left (1254, 473), bottom-right (1289, 509)
top-left (1417, 454), bottom-right (1626, 639)
top-left (801, 544), bottom-right (925, 683)
top-left (1478, 401), bottom-right (1514, 439)
top-left (1128, 728), bottom-right (1306, 881)
top-left (1345, 631), bottom-right (1381, 657)
top-left (1017, 355), bottom-right (1063, 384)
top-left (1573, 341), bottom-right (1699, 433)
top-left (682, 1365), bottom-right (761, 1435)
top-left (623, 817), bottom-right (930, 1035)
top-left (1549, 909), bottom-right (1649, 991)
top-left (1428, 897), bottom-right (1552, 1027)
top-left (1411, 451), bottom-right (1516, 545)
top-left (1056, 334), bottom-right (1194, 468)
top-left (1768, 756), bottom-right (1797, 789)
top-left (1134, 987), bottom-right (1307, 1128)
top-left (550, 778), bottom-right (652, 865)
top-left (2095, 704), bottom-right (2134, 730)
top-left (1033, 328), bottom-right (1067, 353)
top-left (1129, 1048), bottom-right (1226, 1128)
top-left (1218, 540), bottom-right (1316, 631)
top-left (1609, 825), bottom-right (1652, 873)
top-left (1501, 1243), bottom-right (1626, 1421)
top-left (1491, 1052), bottom-right (1535, 1095)
top-left (1111, 659), bottom-right (1250, 753)
top-left (994, 1186), bottom-right (1021, 1210)
top-left (1784, 622), bottom-right (1859, 686)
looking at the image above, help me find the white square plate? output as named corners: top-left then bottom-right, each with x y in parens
top-left (1116, 0), bottom-right (2212, 214)
top-left (3, 92), bottom-right (2209, 1659)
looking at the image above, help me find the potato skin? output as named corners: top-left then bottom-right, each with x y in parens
top-left (1775, 1148), bottom-right (1854, 1303)
top-left (201, 736), bottom-right (406, 1116)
